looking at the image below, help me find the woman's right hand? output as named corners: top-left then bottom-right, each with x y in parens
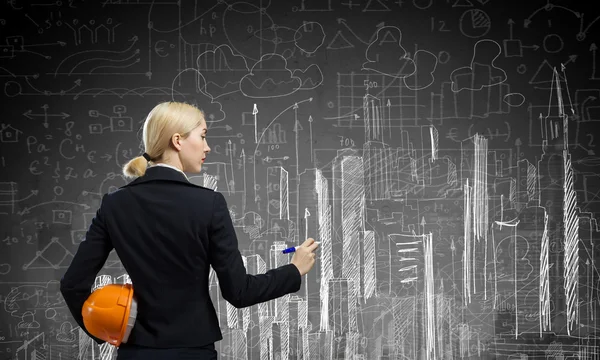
top-left (291, 238), bottom-right (319, 276)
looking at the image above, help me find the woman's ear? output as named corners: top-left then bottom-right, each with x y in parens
top-left (171, 133), bottom-right (182, 151)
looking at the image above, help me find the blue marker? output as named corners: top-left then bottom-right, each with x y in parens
top-left (282, 242), bottom-right (319, 254)
top-left (282, 246), bottom-right (298, 254)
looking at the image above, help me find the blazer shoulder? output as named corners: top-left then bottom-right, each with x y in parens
top-left (105, 181), bottom-right (215, 204)
top-left (187, 183), bottom-right (216, 192)
top-left (118, 178), bottom-right (215, 192)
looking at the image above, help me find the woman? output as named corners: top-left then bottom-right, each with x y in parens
top-left (60, 101), bottom-right (319, 360)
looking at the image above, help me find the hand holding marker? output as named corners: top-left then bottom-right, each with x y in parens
top-left (282, 246), bottom-right (299, 254)
top-left (287, 238), bottom-right (320, 276)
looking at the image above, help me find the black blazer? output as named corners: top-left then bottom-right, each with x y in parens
top-left (60, 165), bottom-right (302, 348)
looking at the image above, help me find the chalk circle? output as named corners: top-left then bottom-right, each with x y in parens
top-left (549, 241), bottom-right (561, 254)
top-left (517, 64), bottom-right (527, 74)
top-left (459, 9), bottom-right (491, 38)
top-left (294, 22), bottom-right (325, 55)
top-left (5, 81), bottom-right (22, 97)
top-left (45, 308), bottom-right (57, 319)
top-left (0, 263), bottom-right (10, 275)
top-left (543, 34), bottom-right (563, 53)
top-left (240, 139), bottom-right (245, 145)
top-left (327, 101), bottom-right (334, 108)
top-left (438, 51), bottom-right (450, 64)
top-left (281, 47), bottom-right (296, 59)
top-left (413, 0), bottom-right (433, 9)
top-left (503, 93), bottom-right (525, 107)
top-left (576, 32), bottom-right (585, 41)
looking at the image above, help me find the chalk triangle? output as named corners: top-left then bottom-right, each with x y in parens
top-left (327, 31), bottom-right (354, 50)
top-left (378, 29), bottom-right (399, 45)
top-left (363, 0), bottom-right (391, 11)
top-left (529, 59), bottom-right (555, 84)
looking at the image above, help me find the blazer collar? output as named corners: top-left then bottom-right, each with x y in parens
top-left (123, 165), bottom-right (199, 188)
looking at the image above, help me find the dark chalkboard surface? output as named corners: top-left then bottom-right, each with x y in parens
top-left (1, 0), bottom-right (599, 359)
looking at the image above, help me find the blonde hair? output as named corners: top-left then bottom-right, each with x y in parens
top-left (122, 101), bottom-right (205, 178)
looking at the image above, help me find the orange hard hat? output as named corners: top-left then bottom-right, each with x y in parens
top-left (81, 283), bottom-right (137, 347)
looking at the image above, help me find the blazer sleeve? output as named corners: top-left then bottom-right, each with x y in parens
top-left (208, 191), bottom-right (301, 308)
top-left (60, 194), bottom-right (114, 344)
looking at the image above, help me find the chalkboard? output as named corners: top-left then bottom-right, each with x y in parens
top-left (1, 0), bottom-right (599, 359)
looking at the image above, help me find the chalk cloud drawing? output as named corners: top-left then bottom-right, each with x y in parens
top-left (362, 26), bottom-right (416, 78)
top-left (239, 53), bottom-right (302, 98)
top-left (171, 68), bottom-right (227, 123)
top-left (450, 39), bottom-right (508, 92)
top-left (197, 44), bottom-right (250, 100)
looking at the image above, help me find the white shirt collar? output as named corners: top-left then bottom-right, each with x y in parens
top-left (150, 163), bottom-right (189, 181)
